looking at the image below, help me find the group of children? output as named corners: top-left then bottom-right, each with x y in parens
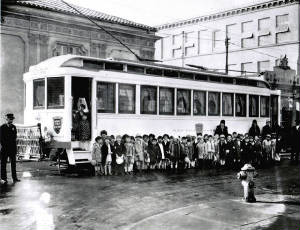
top-left (91, 129), bottom-right (280, 176)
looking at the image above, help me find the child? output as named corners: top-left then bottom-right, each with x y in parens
top-left (170, 137), bottom-right (181, 171)
top-left (196, 136), bottom-right (206, 169)
top-left (157, 136), bottom-right (166, 170)
top-left (101, 137), bottom-right (113, 175)
top-left (134, 134), bottom-right (145, 172)
top-left (241, 136), bottom-right (253, 165)
top-left (234, 135), bottom-right (243, 169)
top-left (187, 138), bottom-right (195, 168)
top-left (219, 134), bottom-right (227, 167)
top-left (253, 135), bottom-right (262, 167)
top-left (147, 138), bottom-right (160, 170)
top-left (206, 135), bottom-right (215, 168)
top-left (114, 135), bottom-right (125, 175)
top-left (124, 135), bottom-right (135, 174)
top-left (213, 134), bottom-right (220, 167)
top-left (225, 134), bottom-right (235, 169)
top-left (181, 137), bottom-right (191, 169)
top-left (91, 136), bottom-right (103, 175)
top-left (262, 134), bottom-right (272, 167)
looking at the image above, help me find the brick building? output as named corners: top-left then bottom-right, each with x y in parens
top-left (0, 0), bottom-right (157, 123)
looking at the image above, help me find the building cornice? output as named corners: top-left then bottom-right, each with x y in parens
top-left (157, 0), bottom-right (299, 30)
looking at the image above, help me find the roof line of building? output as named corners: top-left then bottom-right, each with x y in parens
top-left (12, 0), bottom-right (156, 31)
top-left (156, 0), bottom-right (299, 30)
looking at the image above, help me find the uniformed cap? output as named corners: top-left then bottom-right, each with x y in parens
top-left (6, 113), bottom-right (15, 119)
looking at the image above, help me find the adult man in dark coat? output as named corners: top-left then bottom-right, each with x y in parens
top-left (291, 119), bottom-right (300, 163)
top-left (214, 120), bottom-right (228, 137)
top-left (0, 114), bottom-right (20, 184)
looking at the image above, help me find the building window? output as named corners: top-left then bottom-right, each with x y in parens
top-left (258, 60), bottom-right (270, 73)
top-left (52, 42), bottom-right (87, 56)
top-left (97, 82), bottom-right (115, 113)
top-left (226, 24), bottom-right (238, 49)
top-left (177, 89), bottom-right (191, 115)
top-left (198, 30), bottom-right (210, 54)
top-left (213, 30), bottom-right (222, 51)
top-left (184, 32), bottom-right (195, 56)
top-left (208, 92), bottom-right (220, 116)
top-left (235, 94), bottom-right (246, 117)
top-left (140, 85), bottom-right (157, 114)
top-left (258, 17), bottom-right (271, 46)
top-left (260, 96), bottom-right (270, 117)
top-left (193, 90), bottom-right (206, 116)
top-left (276, 14), bottom-right (290, 43)
top-left (47, 77), bottom-right (64, 108)
top-left (33, 79), bottom-right (45, 109)
top-left (172, 34), bottom-right (182, 58)
top-left (159, 87), bottom-right (174, 115)
top-left (241, 62), bottom-right (254, 74)
top-left (222, 93), bottom-right (233, 116)
top-left (241, 21), bottom-right (254, 48)
top-left (258, 17), bottom-right (270, 30)
top-left (249, 95), bottom-right (259, 117)
top-left (119, 84), bottom-right (135, 114)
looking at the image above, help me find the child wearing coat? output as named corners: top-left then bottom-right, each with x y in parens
top-left (124, 135), bottom-right (135, 174)
top-left (91, 136), bottom-right (103, 175)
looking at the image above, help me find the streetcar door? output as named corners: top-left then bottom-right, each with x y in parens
top-left (71, 77), bottom-right (92, 141)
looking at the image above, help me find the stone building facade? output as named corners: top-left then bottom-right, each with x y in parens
top-left (1, 0), bottom-right (158, 123)
top-left (155, 0), bottom-right (299, 76)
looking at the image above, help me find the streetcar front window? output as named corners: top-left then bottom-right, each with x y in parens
top-left (33, 79), bottom-right (45, 109)
top-left (47, 77), bottom-right (64, 109)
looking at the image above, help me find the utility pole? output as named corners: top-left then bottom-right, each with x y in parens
top-left (225, 36), bottom-right (230, 75)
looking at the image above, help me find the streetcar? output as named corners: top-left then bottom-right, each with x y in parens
top-left (23, 55), bottom-right (280, 170)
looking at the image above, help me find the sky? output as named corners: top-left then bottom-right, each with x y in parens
top-left (65, 0), bottom-right (268, 26)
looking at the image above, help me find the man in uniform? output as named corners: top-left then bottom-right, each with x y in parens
top-left (0, 113), bottom-right (20, 184)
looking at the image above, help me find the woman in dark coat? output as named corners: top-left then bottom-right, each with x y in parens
top-left (248, 120), bottom-right (261, 138)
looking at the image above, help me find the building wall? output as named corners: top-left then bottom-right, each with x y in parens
top-left (0, 5), bottom-right (157, 123)
top-left (155, 0), bottom-right (299, 75)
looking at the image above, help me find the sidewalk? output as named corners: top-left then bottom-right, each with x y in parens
top-left (125, 194), bottom-right (300, 230)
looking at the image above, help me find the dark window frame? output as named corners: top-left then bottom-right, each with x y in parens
top-left (260, 96), bottom-right (270, 117)
top-left (249, 94), bottom-right (259, 117)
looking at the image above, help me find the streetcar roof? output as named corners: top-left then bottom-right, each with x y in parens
top-left (27, 55), bottom-right (270, 88)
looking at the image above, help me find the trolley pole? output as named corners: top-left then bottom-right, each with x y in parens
top-left (225, 36), bottom-right (230, 75)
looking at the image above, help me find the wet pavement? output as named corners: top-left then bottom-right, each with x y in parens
top-left (0, 160), bottom-right (299, 230)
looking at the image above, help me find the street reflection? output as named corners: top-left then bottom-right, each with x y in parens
top-left (22, 171), bottom-right (32, 178)
top-left (34, 192), bottom-right (54, 230)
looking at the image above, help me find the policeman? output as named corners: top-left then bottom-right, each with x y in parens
top-left (0, 113), bottom-right (20, 184)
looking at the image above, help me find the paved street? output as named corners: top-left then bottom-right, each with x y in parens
top-left (0, 160), bottom-right (299, 230)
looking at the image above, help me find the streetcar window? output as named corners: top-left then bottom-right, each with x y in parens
top-left (235, 94), bottom-right (246, 117)
top-left (195, 74), bottom-right (208, 81)
top-left (223, 77), bottom-right (234, 84)
top-left (105, 62), bottom-right (123, 71)
top-left (140, 85), bottom-right (157, 114)
top-left (146, 68), bottom-right (163, 76)
top-left (47, 77), bottom-right (64, 108)
top-left (260, 96), bottom-right (270, 117)
top-left (177, 89), bottom-right (191, 115)
top-left (164, 69), bottom-right (179, 78)
top-left (222, 93), bottom-right (234, 116)
top-left (180, 72), bottom-right (194, 80)
top-left (33, 79), bottom-right (45, 109)
top-left (159, 87), bottom-right (174, 115)
top-left (209, 76), bottom-right (222, 82)
top-left (83, 60), bottom-right (104, 71)
top-left (119, 84), bottom-right (136, 114)
top-left (127, 65), bottom-right (145, 74)
top-left (208, 92), bottom-right (220, 116)
top-left (97, 82), bottom-right (115, 113)
top-left (249, 95), bottom-right (259, 117)
top-left (193, 90), bottom-right (206, 116)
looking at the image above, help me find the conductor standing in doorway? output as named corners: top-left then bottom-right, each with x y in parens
top-left (0, 114), bottom-right (20, 184)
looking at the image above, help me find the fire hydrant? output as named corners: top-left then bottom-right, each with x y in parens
top-left (237, 164), bottom-right (257, 203)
